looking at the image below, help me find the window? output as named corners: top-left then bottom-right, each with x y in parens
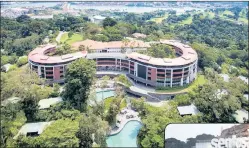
top-left (45, 67), bottom-right (53, 70)
top-left (173, 69), bottom-right (182, 72)
top-left (157, 74), bottom-right (165, 77)
top-left (26, 132), bottom-right (39, 137)
top-left (46, 76), bottom-right (53, 79)
top-left (157, 69), bottom-right (165, 72)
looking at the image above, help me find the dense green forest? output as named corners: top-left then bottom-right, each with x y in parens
top-left (1, 6), bottom-right (248, 148)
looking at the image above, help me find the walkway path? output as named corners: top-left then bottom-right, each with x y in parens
top-left (109, 108), bottom-right (141, 135)
top-left (55, 31), bottom-right (67, 43)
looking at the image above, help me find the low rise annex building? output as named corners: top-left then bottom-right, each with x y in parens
top-left (28, 39), bottom-right (198, 88)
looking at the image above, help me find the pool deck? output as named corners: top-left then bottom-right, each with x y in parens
top-left (109, 108), bottom-right (141, 135)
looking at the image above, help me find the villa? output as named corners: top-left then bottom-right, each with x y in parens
top-left (38, 97), bottom-right (63, 109)
top-left (177, 104), bottom-right (200, 116)
top-left (14, 121), bottom-right (53, 139)
top-left (28, 39), bottom-right (198, 90)
top-left (90, 15), bottom-right (106, 24)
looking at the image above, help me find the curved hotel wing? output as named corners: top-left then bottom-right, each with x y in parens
top-left (28, 39), bottom-right (198, 87)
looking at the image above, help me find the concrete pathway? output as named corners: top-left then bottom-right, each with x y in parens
top-left (56, 31), bottom-right (67, 43)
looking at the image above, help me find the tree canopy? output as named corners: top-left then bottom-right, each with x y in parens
top-left (62, 58), bottom-right (96, 112)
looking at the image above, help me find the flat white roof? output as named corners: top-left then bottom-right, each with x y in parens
top-left (219, 74), bottom-right (230, 82)
top-left (238, 76), bottom-right (248, 84)
top-left (1, 97), bottom-right (22, 106)
top-left (14, 121), bottom-right (53, 139)
top-left (233, 109), bottom-right (248, 123)
top-left (38, 97), bottom-right (63, 109)
top-left (243, 94), bottom-right (248, 101)
top-left (177, 104), bottom-right (199, 116)
top-left (93, 15), bottom-right (106, 20)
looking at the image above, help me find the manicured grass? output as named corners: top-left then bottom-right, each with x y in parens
top-left (222, 10), bottom-right (234, 16)
top-left (202, 11), bottom-right (215, 19)
top-left (155, 74), bottom-right (206, 93)
top-left (187, 74), bottom-right (206, 90)
top-left (150, 14), bottom-right (169, 24)
top-left (180, 16), bottom-right (193, 25)
top-left (60, 33), bottom-right (83, 45)
top-left (238, 17), bottom-right (248, 24)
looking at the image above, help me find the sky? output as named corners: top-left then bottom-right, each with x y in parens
top-left (165, 124), bottom-right (240, 142)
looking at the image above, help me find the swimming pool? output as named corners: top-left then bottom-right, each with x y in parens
top-left (106, 120), bottom-right (142, 147)
top-left (96, 90), bottom-right (115, 102)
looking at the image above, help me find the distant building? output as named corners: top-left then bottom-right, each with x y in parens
top-left (132, 33), bottom-right (147, 39)
top-left (14, 121), bottom-right (53, 139)
top-left (91, 15), bottom-right (106, 24)
top-left (177, 104), bottom-right (199, 116)
top-left (31, 15), bottom-right (53, 19)
top-left (38, 97), bottom-right (63, 109)
top-left (1, 63), bottom-right (12, 72)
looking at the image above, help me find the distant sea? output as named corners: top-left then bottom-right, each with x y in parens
top-left (1, 2), bottom-right (204, 14)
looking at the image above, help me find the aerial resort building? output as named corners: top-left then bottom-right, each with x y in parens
top-left (28, 39), bottom-right (198, 88)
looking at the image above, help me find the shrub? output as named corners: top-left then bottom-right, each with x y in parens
top-left (17, 56), bottom-right (28, 67)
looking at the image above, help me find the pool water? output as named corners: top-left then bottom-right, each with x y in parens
top-left (96, 90), bottom-right (115, 102)
top-left (106, 121), bottom-right (142, 147)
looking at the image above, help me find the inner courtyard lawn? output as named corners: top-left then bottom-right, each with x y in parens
top-left (60, 33), bottom-right (84, 45)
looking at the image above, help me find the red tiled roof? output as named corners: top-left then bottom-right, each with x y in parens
top-left (126, 40), bottom-right (198, 66)
top-left (28, 44), bottom-right (87, 64)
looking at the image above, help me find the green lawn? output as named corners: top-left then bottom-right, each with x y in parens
top-left (222, 10), bottom-right (234, 16)
top-left (150, 14), bottom-right (169, 24)
top-left (180, 16), bottom-right (193, 25)
top-left (202, 11), bottom-right (215, 19)
top-left (238, 17), bottom-right (248, 24)
top-left (216, 10), bottom-right (248, 24)
top-left (155, 74), bottom-right (206, 93)
top-left (60, 33), bottom-right (83, 45)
